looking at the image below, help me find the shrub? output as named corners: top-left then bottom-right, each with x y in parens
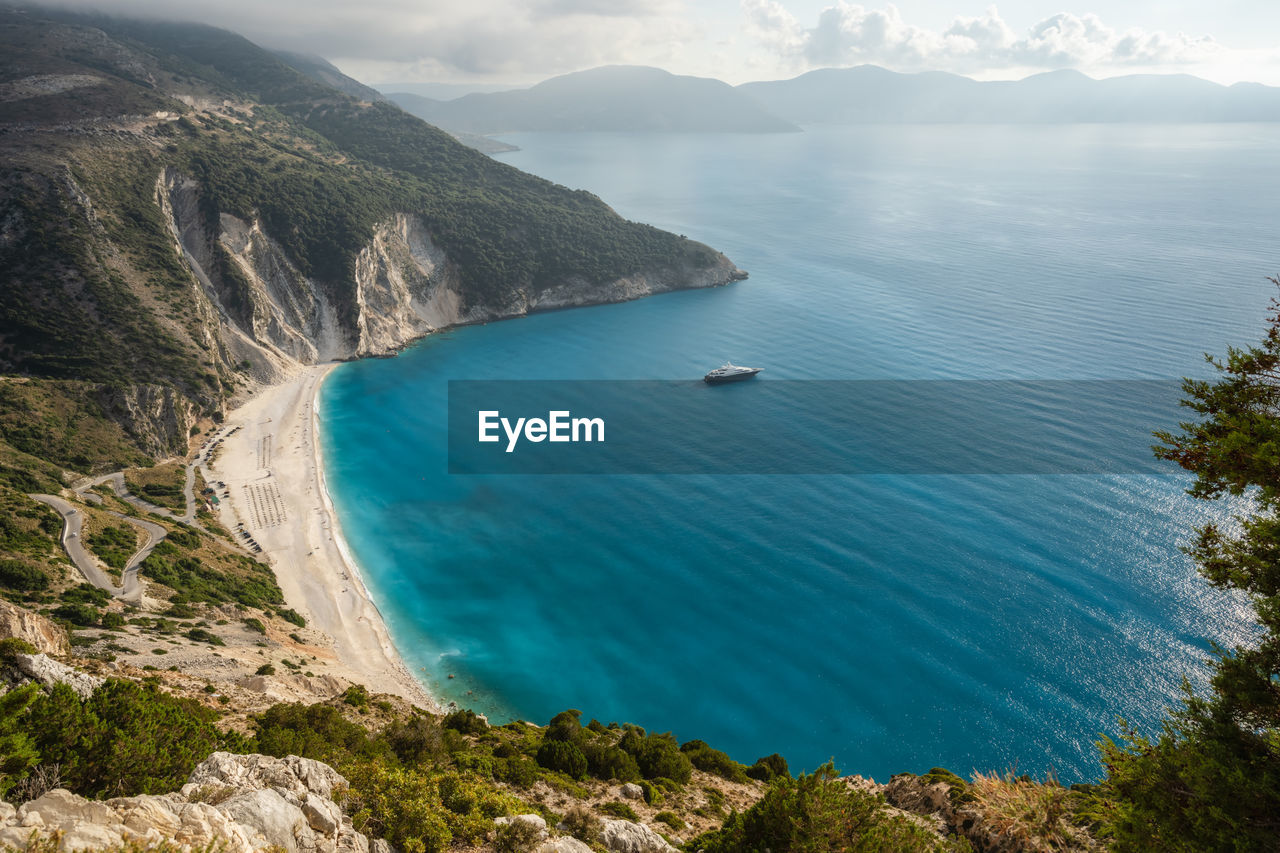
top-left (185, 627), bottom-right (224, 646)
top-left (243, 617), bottom-right (266, 634)
top-left (277, 608), bottom-right (306, 627)
top-left (343, 684), bottom-right (370, 709)
top-left (681, 739), bottom-right (749, 783)
top-left (747, 752), bottom-right (791, 782)
top-left (100, 611), bottom-right (125, 630)
top-left (384, 713), bottom-right (445, 766)
top-left (254, 702), bottom-right (392, 767)
top-left (559, 804), bottom-right (602, 845)
top-left (584, 742), bottom-right (641, 782)
top-left (967, 770), bottom-right (1094, 851)
top-left (654, 811), bottom-right (685, 831)
top-left (638, 779), bottom-right (663, 805)
top-left (23, 680), bottom-right (230, 798)
top-left (691, 763), bottom-right (972, 853)
top-left (0, 637), bottom-right (38, 663)
top-left (443, 708), bottom-right (488, 735)
top-left (545, 709), bottom-right (583, 744)
top-left (494, 755), bottom-right (540, 788)
top-left (52, 603), bottom-right (99, 627)
top-left (344, 761), bottom-right (527, 852)
top-left (494, 817), bottom-right (544, 853)
top-left (596, 801), bottom-right (638, 821)
top-left (255, 663), bottom-right (276, 676)
top-left (618, 730), bottom-right (692, 783)
top-left (536, 739), bottom-right (588, 780)
top-left (0, 559), bottom-right (50, 591)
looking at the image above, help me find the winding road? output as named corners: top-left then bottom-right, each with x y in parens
top-left (29, 494), bottom-right (165, 604)
top-left (31, 441), bottom-right (239, 604)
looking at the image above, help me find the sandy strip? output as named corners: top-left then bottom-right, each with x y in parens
top-left (205, 364), bottom-right (438, 710)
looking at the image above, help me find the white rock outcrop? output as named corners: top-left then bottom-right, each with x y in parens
top-left (600, 818), bottom-right (679, 853)
top-left (0, 752), bottom-right (371, 853)
top-left (536, 838), bottom-right (594, 853)
top-left (12, 653), bottom-right (105, 700)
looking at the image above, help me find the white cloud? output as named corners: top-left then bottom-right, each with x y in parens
top-left (742, 2), bottom-right (1226, 76)
top-left (43, 0), bottom-right (698, 82)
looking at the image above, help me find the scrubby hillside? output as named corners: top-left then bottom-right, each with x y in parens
top-left (0, 7), bottom-right (741, 460)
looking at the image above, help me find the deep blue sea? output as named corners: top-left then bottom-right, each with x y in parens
top-left (320, 125), bottom-right (1279, 782)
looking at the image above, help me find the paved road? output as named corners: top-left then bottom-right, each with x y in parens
top-left (80, 472), bottom-right (199, 527)
top-left (29, 494), bottom-right (162, 604)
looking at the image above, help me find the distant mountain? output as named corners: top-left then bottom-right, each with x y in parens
top-left (394, 66), bottom-right (799, 133)
top-left (272, 50), bottom-right (386, 102)
top-left (738, 66), bottom-right (1280, 123)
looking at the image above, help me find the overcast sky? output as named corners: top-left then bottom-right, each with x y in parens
top-left (46, 1), bottom-right (1280, 88)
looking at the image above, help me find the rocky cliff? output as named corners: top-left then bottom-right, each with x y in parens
top-left (0, 8), bottom-right (746, 465)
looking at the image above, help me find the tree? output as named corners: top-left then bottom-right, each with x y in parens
top-left (1100, 281), bottom-right (1280, 850)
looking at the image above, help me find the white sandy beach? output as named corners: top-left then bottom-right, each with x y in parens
top-left (204, 364), bottom-right (437, 709)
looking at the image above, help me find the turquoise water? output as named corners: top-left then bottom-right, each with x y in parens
top-left (321, 125), bottom-right (1278, 782)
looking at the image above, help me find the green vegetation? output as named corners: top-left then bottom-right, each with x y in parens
top-left (682, 738), bottom-right (750, 783)
top-left (11, 679), bottom-right (240, 798)
top-left (139, 539), bottom-right (282, 609)
top-left (596, 800), bottom-right (638, 820)
top-left (1096, 284), bottom-right (1280, 850)
top-left (691, 763), bottom-right (972, 852)
top-left (86, 524), bottom-right (137, 570)
top-left (123, 463), bottom-right (187, 511)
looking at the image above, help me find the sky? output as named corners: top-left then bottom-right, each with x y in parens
top-left (44, 1), bottom-right (1280, 89)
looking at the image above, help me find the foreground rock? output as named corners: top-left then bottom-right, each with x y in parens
top-left (12, 653), bottom-right (104, 700)
top-left (0, 752), bottom-right (371, 852)
top-left (0, 601), bottom-right (69, 656)
top-left (600, 818), bottom-right (678, 853)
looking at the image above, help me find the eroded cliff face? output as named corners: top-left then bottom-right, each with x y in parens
top-left (156, 168), bottom-right (474, 382)
top-left (155, 167), bottom-right (743, 392)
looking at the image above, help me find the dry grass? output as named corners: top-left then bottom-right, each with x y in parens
top-left (968, 771), bottom-right (1101, 852)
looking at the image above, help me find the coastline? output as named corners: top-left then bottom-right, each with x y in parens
top-left (206, 364), bottom-right (437, 710)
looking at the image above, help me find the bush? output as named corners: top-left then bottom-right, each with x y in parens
top-left (254, 702), bottom-right (392, 767)
top-left (494, 818), bottom-right (544, 853)
top-left (747, 752), bottom-right (791, 782)
top-left (536, 739), bottom-right (588, 780)
top-left (584, 742), bottom-right (641, 782)
top-left (681, 739), bottom-right (749, 783)
top-left (0, 637), bottom-right (37, 663)
top-left (494, 755), bottom-right (540, 788)
top-left (691, 763), bottom-right (972, 853)
top-left (638, 779), bottom-right (663, 805)
top-left (618, 730), bottom-right (691, 783)
top-left (344, 761), bottom-right (527, 852)
top-left (559, 804), bottom-right (602, 845)
top-left (100, 611), bottom-right (125, 630)
top-left (343, 684), bottom-right (370, 709)
top-left (0, 559), bottom-right (50, 591)
top-left (243, 617), bottom-right (266, 634)
top-left (596, 801), bottom-right (638, 821)
top-left (277, 608), bottom-right (306, 627)
top-left (545, 709), bottom-right (583, 744)
top-left (23, 679), bottom-right (231, 798)
top-left (185, 627), bottom-right (224, 646)
top-left (654, 811), bottom-right (685, 830)
top-left (384, 713), bottom-right (445, 767)
top-left (443, 708), bottom-right (488, 735)
top-left (255, 663), bottom-right (276, 676)
top-left (52, 602), bottom-right (99, 627)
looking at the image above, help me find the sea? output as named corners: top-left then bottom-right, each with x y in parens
top-left (319, 124), bottom-right (1279, 783)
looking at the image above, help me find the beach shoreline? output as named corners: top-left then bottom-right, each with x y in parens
top-left (205, 364), bottom-right (437, 710)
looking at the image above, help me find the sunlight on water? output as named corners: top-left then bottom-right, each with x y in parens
top-left (322, 125), bottom-right (1278, 781)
